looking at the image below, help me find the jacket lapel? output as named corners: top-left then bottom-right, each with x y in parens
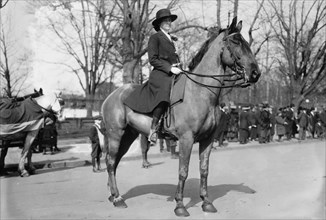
top-left (158, 31), bottom-right (175, 49)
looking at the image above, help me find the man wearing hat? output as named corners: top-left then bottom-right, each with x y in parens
top-left (124, 8), bottom-right (182, 145)
top-left (89, 115), bottom-right (104, 173)
top-left (258, 103), bottom-right (271, 143)
top-left (239, 105), bottom-right (251, 144)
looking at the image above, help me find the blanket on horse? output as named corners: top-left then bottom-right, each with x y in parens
top-left (0, 98), bottom-right (45, 136)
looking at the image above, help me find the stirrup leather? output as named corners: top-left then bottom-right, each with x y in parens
top-left (148, 128), bottom-right (158, 144)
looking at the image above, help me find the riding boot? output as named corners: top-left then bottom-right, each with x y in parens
top-left (149, 116), bottom-right (159, 145)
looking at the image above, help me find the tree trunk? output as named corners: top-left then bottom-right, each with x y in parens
top-left (86, 93), bottom-right (95, 117)
top-left (123, 59), bottom-right (138, 83)
top-left (216, 0), bottom-right (221, 27)
top-left (233, 0), bottom-right (239, 18)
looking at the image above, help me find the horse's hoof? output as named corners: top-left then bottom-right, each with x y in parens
top-left (113, 199), bottom-right (127, 208)
top-left (108, 195), bottom-right (114, 203)
top-left (174, 206), bottom-right (190, 217)
top-left (202, 201), bottom-right (217, 213)
top-left (20, 170), bottom-right (30, 177)
top-left (142, 162), bottom-right (151, 168)
top-left (109, 196), bottom-right (127, 208)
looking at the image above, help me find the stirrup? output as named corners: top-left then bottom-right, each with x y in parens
top-left (148, 129), bottom-right (157, 145)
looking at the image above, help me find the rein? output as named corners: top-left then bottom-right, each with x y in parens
top-left (180, 32), bottom-right (250, 92)
top-left (181, 69), bottom-right (248, 89)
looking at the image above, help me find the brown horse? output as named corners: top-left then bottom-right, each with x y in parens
top-left (0, 91), bottom-right (62, 177)
top-left (101, 17), bottom-right (261, 217)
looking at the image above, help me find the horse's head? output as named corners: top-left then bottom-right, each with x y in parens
top-left (34, 92), bottom-right (63, 117)
top-left (221, 17), bottom-right (261, 85)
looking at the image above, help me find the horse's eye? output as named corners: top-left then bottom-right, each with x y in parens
top-left (230, 39), bottom-right (241, 45)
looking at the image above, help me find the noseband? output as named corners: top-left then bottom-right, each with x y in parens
top-left (181, 32), bottom-right (250, 91)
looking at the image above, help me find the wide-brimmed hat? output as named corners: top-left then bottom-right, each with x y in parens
top-left (152, 8), bottom-right (177, 27)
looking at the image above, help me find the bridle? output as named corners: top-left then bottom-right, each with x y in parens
top-left (181, 31), bottom-right (250, 93)
top-left (33, 94), bottom-right (62, 115)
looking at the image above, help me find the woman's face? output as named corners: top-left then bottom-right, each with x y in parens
top-left (160, 17), bottom-right (172, 32)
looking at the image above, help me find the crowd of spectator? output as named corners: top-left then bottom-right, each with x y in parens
top-left (213, 102), bottom-right (326, 148)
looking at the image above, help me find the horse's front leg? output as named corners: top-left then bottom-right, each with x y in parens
top-left (19, 131), bottom-right (38, 177)
top-left (174, 134), bottom-right (194, 217)
top-left (199, 139), bottom-right (217, 213)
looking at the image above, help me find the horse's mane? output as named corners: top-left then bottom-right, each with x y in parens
top-left (188, 28), bottom-right (225, 72)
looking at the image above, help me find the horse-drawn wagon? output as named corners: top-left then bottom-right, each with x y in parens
top-left (0, 89), bottom-right (62, 176)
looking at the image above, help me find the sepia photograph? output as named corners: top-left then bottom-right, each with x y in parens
top-left (1, 0), bottom-right (325, 219)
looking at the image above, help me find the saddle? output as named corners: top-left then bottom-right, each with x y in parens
top-left (157, 74), bottom-right (187, 140)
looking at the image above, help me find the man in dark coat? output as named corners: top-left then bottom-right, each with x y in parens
top-left (124, 8), bottom-right (182, 145)
top-left (239, 106), bottom-right (250, 144)
top-left (285, 105), bottom-right (294, 140)
top-left (308, 107), bottom-right (319, 138)
top-left (89, 115), bottom-right (104, 173)
top-left (258, 104), bottom-right (271, 144)
top-left (275, 110), bottom-right (287, 141)
top-left (297, 107), bottom-right (309, 141)
top-left (214, 103), bottom-right (230, 147)
top-left (248, 105), bottom-right (259, 141)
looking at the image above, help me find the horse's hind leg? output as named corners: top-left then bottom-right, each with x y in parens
top-left (106, 125), bottom-right (139, 208)
top-left (0, 144), bottom-right (9, 176)
top-left (27, 148), bottom-right (36, 174)
top-left (19, 131), bottom-right (38, 177)
top-left (140, 134), bottom-right (151, 168)
top-left (199, 139), bottom-right (217, 213)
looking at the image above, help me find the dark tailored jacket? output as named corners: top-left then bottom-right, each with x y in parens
top-left (297, 111), bottom-right (308, 128)
top-left (214, 110), bottom-right (230, 138)
top-left (124, 31), bottom-right (179, 113)
top-left (275, 115), bottom-right (286, 135)
top-left (259, 110), bottom-right (271, 129)
top-left (239, 110), bottom-right (250, 130)
top-left (248, 110), bottom-right (259, 127)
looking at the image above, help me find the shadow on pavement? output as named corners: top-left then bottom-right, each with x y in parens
top-left (122, 178), bottom-right (256, 210)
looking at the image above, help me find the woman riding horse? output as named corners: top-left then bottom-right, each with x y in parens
top-left (102, 16), bottom-right (260, 217)
top-left (124, 8), bottom-right (182, 145)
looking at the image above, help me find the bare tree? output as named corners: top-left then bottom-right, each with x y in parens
top-left (0, 0), bottom-right (9, 9)
top-left (216, 0), bottom-right (221, 27)
top-left (233, 0), bottom-right (239, 18)
top-left (38, 0), bottom-right (116, 116)
top-left (0, 15), bottom-right (30, 97)
top-left (263, 0), bottom-right (326, 108)
top-left (100, 0), bottom-right (210, 84)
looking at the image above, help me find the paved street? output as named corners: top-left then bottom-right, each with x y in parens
top-left (1, 140), bottom-right (325, 219)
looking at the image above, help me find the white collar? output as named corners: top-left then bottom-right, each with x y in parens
top-left (160, 28), bottom-right (171, 41)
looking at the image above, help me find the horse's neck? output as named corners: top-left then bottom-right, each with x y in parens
top-left (188, 35), bottom-right (225, 103)
top-left (34, 96), bottom-right (49, 109)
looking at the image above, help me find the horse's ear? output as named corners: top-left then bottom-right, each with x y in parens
top-left (236, 20), bottom-right (242, 32)
top-left (229, 17), bottom-right (238, 31)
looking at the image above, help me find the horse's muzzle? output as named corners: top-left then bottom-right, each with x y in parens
top-left (249, 69), bottom-right (260, 83)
